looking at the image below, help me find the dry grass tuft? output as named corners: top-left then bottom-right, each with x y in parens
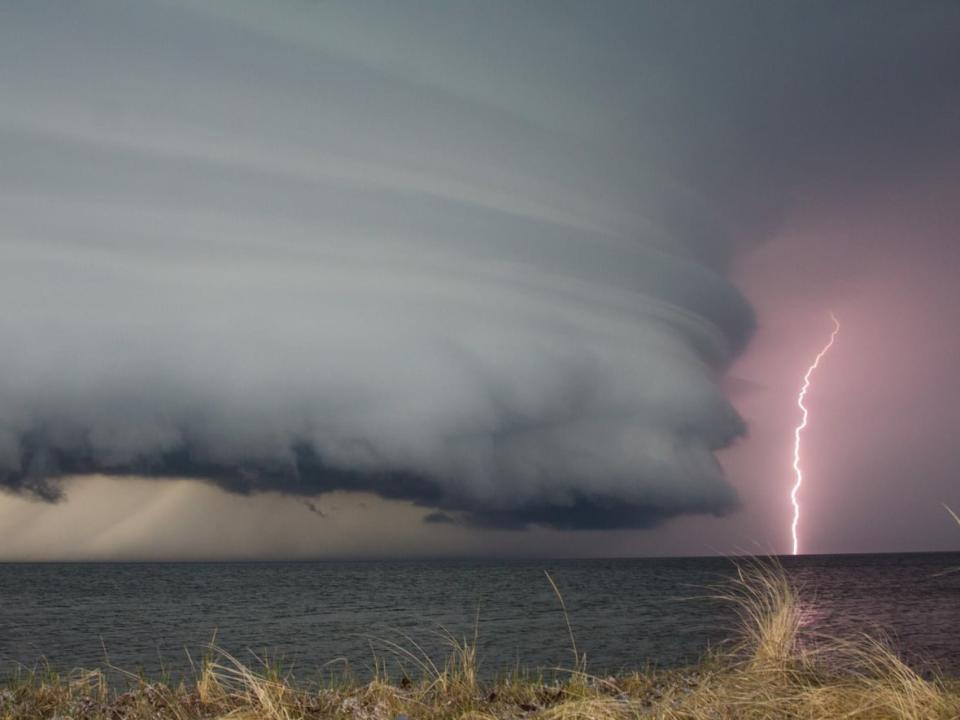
top-left (712, 558), bottom-right (803, 670)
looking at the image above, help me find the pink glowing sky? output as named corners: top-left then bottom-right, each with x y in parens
top-left (712, 180), bottom-right (960, 555)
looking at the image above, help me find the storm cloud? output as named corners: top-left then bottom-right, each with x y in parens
top-left (0, 1), bottom-right (957, 529)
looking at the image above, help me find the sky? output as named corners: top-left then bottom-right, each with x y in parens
top-left (0, 1), bottom-right (958, 559)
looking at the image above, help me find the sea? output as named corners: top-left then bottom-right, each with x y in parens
top-left (2, 553), bottom-right (959, 682)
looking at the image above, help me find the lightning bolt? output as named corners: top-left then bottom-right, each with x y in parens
top-left (790, 312), bottom-right (840, 556)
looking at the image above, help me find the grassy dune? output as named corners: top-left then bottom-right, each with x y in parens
top-left (2, 560), bottom-right (959, 720)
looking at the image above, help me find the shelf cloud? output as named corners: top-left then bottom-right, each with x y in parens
top-left (1, 1), bottom-right (956, 529)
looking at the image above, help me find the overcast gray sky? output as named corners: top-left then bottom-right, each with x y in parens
top-left (1, 1), bottom-right (958, 559)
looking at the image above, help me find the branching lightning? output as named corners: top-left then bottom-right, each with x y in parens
top-left (790, 312), bottom-right (840, 556)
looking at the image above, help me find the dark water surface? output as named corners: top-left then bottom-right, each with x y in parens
top-left (2, 553), bottom-right (959, 681)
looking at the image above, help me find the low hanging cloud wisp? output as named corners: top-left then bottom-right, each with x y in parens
top-left (1, 1), bottom-right (956, 530)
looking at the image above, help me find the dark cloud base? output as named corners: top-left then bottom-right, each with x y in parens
top-left (4, 435), bottom-right (737, 530)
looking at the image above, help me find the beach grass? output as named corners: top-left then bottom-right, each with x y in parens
top-left (2, 558), bottom-right (959, 720)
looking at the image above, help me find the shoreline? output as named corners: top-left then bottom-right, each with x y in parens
top-left (4, 561), bottom-right (959, 719)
